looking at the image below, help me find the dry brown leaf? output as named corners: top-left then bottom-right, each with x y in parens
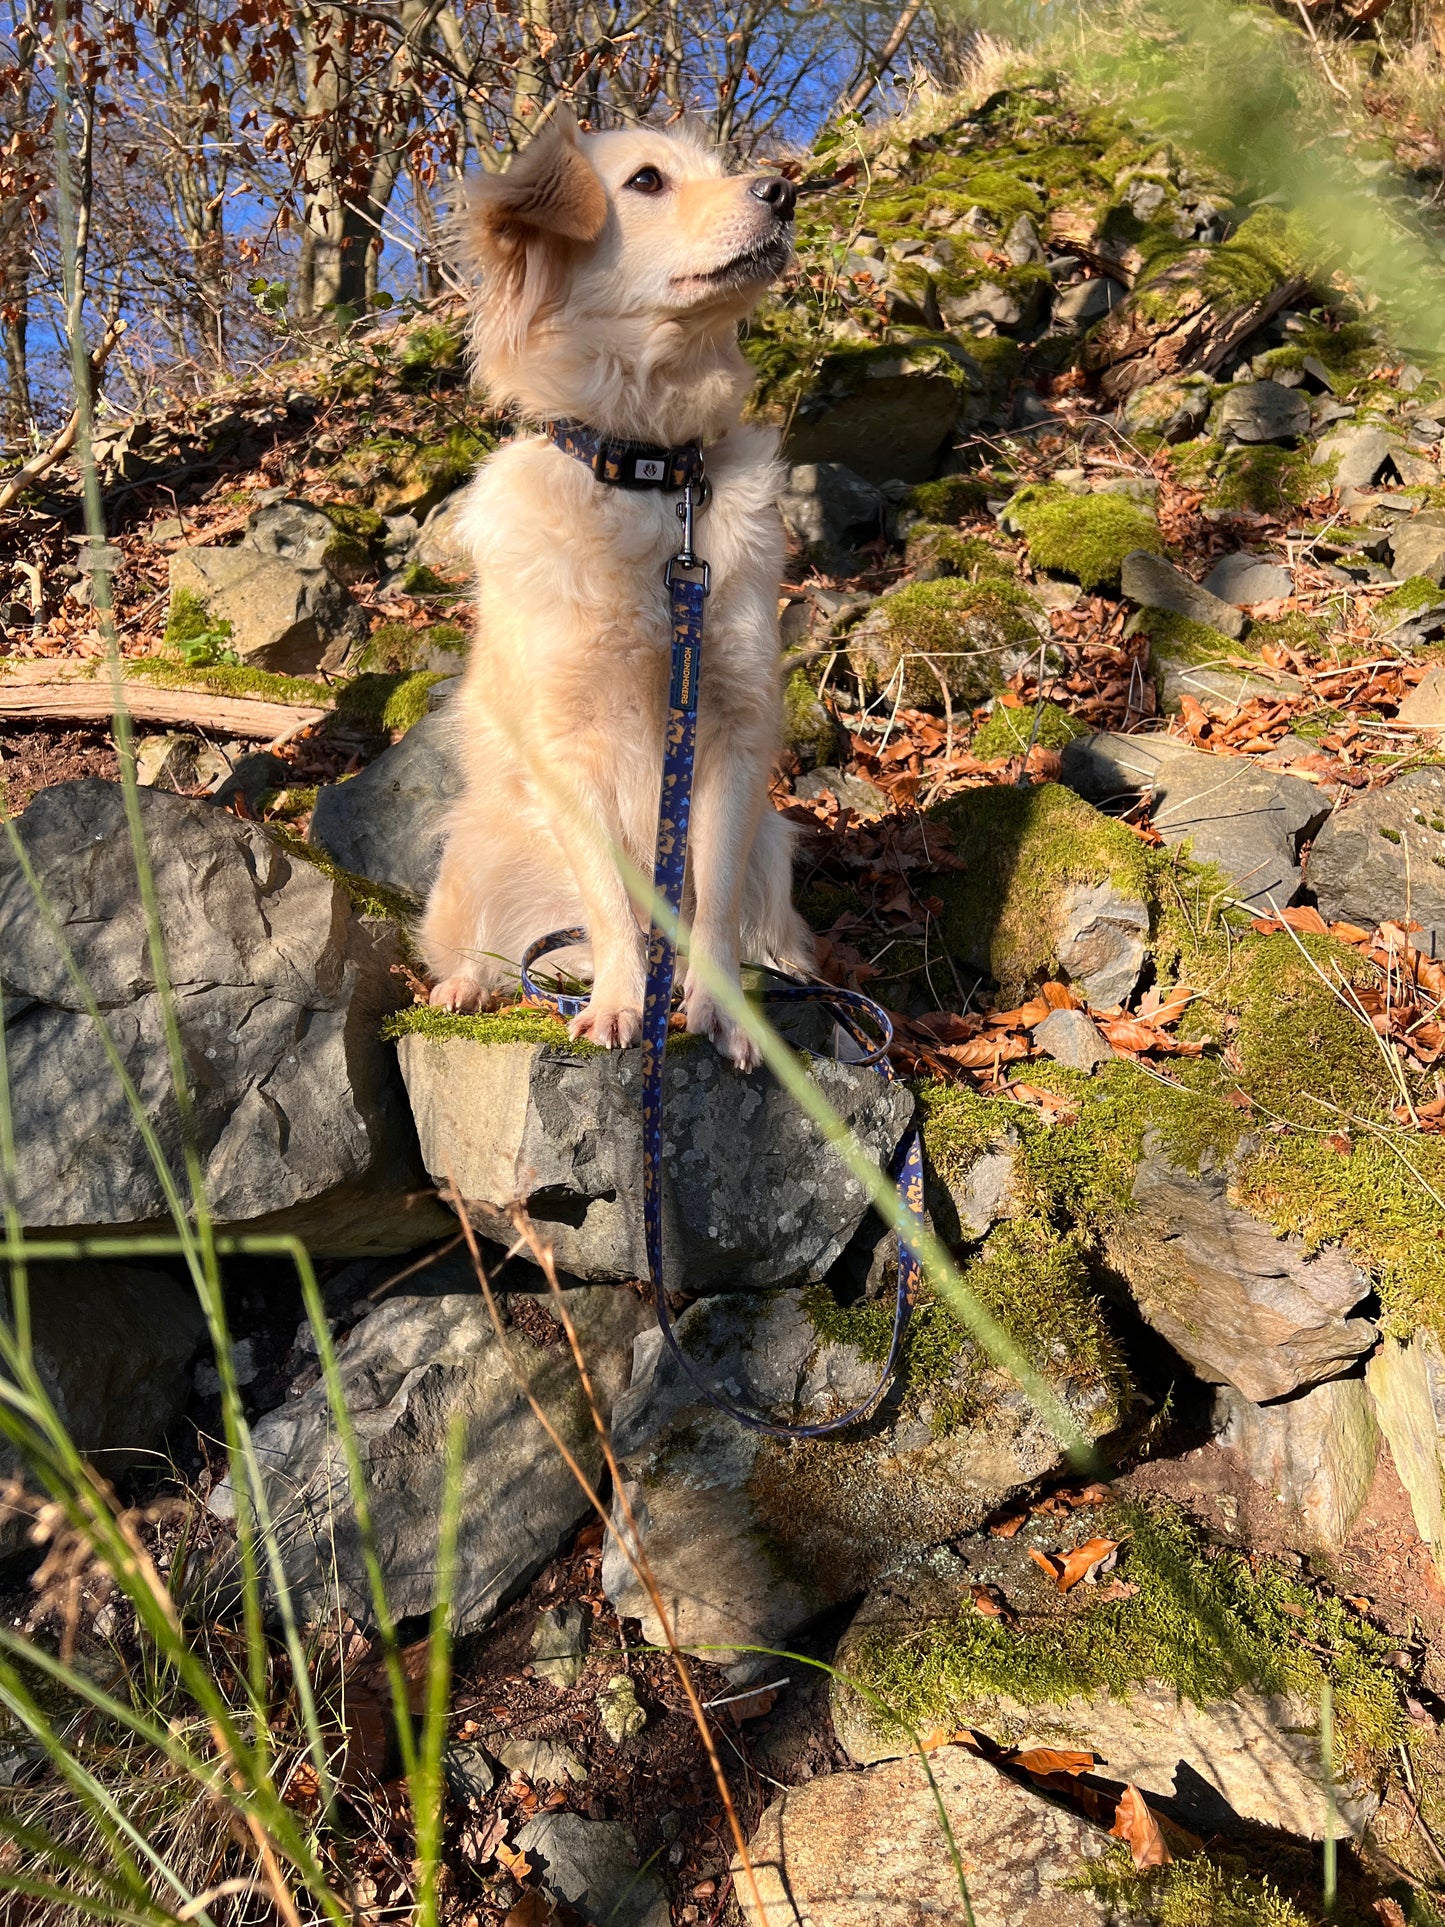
top-left (460, 1810), bottom-right (509, 1864)
top-left (1011, 1747), bottom-right (1096, 1778)
top-left (1374, 1900), bottom-right (1408, 1927)
top-left (728, 1683), bottom-right (783, 1721)
top-left (505, 1895), bottom-right (557, 1927)
top-left (497, 1842), bottom-right (535, 1881)
top-left (1280, 905), bottom-right (1330, 936)
top-left (1111, 1784), bottom-right (1172, 1870)
top-left (939, 1035), bottom-right (1032, 1068)
top-left (1149, 985), bottom-right (1194, 1028)
top-left (1028, 1547), bottom-right (1065, 1584)
top-left (1040, 981), bottom-right (1081, 1011)
top-left (1056, 1537), bottom-right (1121, 1591)
top-left (989, 1511), bottom-right (1028, 1539)
top-left (1328, 920), bottom-right (1373, 945)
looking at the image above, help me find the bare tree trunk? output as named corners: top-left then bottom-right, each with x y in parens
top-left (0, 0), bottom-right (37, 436)
top-left (297, 1), bottom-right (369, 321)
top-left (510, 0), bottom-right (552, 133)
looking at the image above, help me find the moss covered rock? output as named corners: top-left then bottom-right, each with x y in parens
top-left (971, 699), bottom-right (1087, 760)
top-left (1004, 483), bottom-right (1164, 592)
top-left (845, 577), bottom-right (1048, 707)
top-left (600, 1281), bottom-right (1122, 1673)
top-left (831, 1502), bottom-right (1396, 1838)
top-left (904, 523), bottom-right (1016, 583)
top-left (782, 667), bottom-right (844, 770)
top-left (927, 783), bottom-right (1157, 1002)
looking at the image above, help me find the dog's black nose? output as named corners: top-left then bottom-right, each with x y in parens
top-left (749, 174), bottom-right (797, 221)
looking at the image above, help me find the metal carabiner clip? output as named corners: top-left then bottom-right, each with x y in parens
top-left (666, 479), bottom-right (711, 594)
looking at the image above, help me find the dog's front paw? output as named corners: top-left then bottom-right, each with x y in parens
top-left (569, 1000), bottom-right (642, 1050)
top-left (683, 982), bottom-right (762, 1073)
top-left (429, 976), bottom-right (490, 1014)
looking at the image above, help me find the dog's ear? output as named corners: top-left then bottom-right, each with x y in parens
top-left (464, 112), bottom-right (608, 261)
top-left (461, 113), bottom-right (607, 367)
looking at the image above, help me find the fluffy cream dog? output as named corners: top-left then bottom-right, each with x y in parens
top-left (421, 115), bottom-right (813, 1069)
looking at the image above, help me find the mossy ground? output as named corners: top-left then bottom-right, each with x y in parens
top-left (971, 699), bottom-right (1086, 758)
top-left (1136, 607), bottom-right (1245, 671)
top-left (905, 475), bottom-right (996, 523)
top-left (356, 620), bottom-right (468, 675)
top-left (783, 668), bottom-right (843, 767)
top-left (162, 586), bottom-right (238, 665)
top-left (1006, 484), bottom-right (1164, 592)
top-left (847, 1500), bottom-right (1404, 1776)
top-left (847, 577), bottom-right (1044, 706)
top-left (904, 524), bottom-right (1016, 582)
top-left (1072, 1847), bottom-right (1316, 1927)
top-left (1170, 440), bottom-right (1336, 514)
top-left (804, 1214), bottom-right (1126, 1437)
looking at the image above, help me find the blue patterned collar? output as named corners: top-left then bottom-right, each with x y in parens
top-left (542, 417), bottom-right (705, 491)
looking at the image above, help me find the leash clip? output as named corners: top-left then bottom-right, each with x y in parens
top-left (666, 480), bottom-right (711, 595)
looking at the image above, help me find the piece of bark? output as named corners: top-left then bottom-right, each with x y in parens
top-left (1082, 260), bottom-right (1308, 401)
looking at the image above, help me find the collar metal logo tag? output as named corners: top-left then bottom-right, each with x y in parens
top-left (635, 457), bottom-right (665, 481)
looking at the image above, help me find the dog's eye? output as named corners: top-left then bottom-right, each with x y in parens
top-left (624, 165), bottom-right (666, 195)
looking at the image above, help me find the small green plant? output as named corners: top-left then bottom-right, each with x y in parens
top-left (162, 588), bottom-right (240, 668)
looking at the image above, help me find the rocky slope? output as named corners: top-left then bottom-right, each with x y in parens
top-left (8, 61), bottom-right (1445, 1927)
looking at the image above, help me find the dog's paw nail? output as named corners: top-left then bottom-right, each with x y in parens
top-left (569, 1004), bottom-right (641, 1050)
top-left (429, 977), bottom-right (485, 1013)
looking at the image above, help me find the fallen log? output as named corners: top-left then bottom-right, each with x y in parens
top-left (0, 661), bottom-right (331, 742)
top-left (1082, 257), bottom-right (1309, 402)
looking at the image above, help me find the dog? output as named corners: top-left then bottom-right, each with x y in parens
top-left (420, 115), bottom-right (814, 1071)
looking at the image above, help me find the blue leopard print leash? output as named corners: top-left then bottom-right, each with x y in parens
top-left (521, 425), bottom-right (926, 1436)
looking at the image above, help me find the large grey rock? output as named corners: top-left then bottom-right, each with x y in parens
top-left (309, 710), bottom-right (462, 900)
top-left (778, 463), bottom-right (886, 566)
top-left (1202, 552), bottom-right (1293, 605)
top-left (1120, 551), bottom-right (1248, 640)
top-left (0, 1264), bottom-right (204, 1542)
top-left (1315, 423), bottom-right (1399, 492)
top-left (735, 1743), bottom-right (1129, 1927)
top-left (1389, 513), bottom-right (1445, 584)
top-left (1061, 732), bottom-right (1328, 906)
top-left (1218, 380), bottom-right (1311, 444)
top-left (1214, 1377), bottom-right (1378, 1548)
top-left (1054, 276), bottom-right (1125, 329)
top-left (245, 498), bottom-right (368, 582)
top-left (398, 1035), bottom-right (913, 1289)
top-left (602, 1290), bottom-right (1119, 1673)
top-left (1116, 1153), bottom-right (1375, 1402)
top-left (168, 544), bottom-right (363, 676)
top-left (1307, 766), bottom-right (1445, 950)
top-left (1055, 879), bottom-right (1148, 1008)
top-left (832, 1548), bottom-right (1378, 1840)
top-left (1154, 657), bottom-right (1303, 717)
top-left (0, 781), bottom-right (447, 1255)
top-left (783, 347), bottom-right (975, 485)
top-left (211, 1272), bottom-right (647, 1633)
top-left (514, 1813), bottom-right (669, 1927)
top-left (1367, 1334), bottom-right (1445, 1578)
top-left (410, 488), bottom-right (473, 580)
